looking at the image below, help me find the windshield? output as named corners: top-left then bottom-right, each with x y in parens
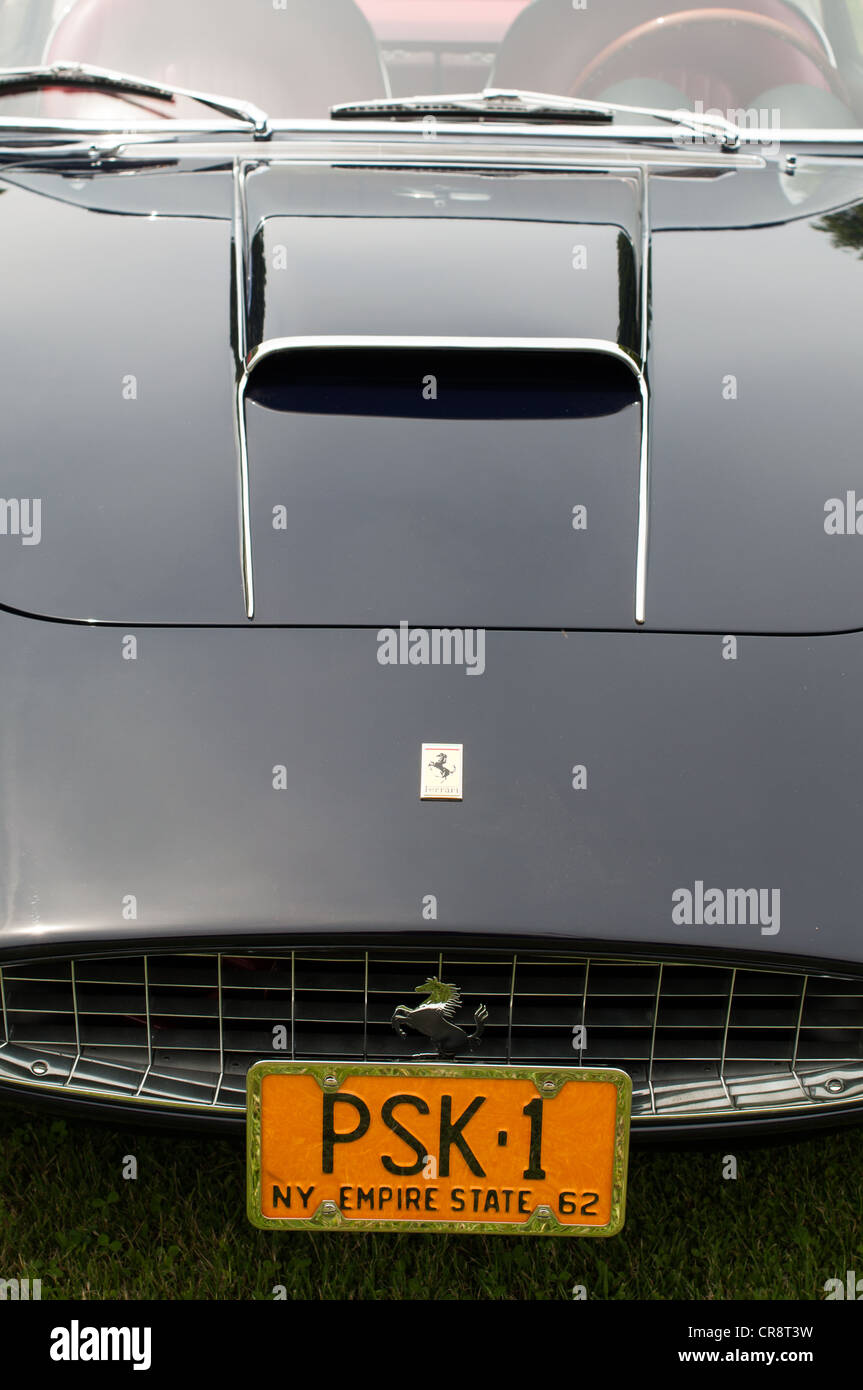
top-left (1, 0), bottom-right (862, 134)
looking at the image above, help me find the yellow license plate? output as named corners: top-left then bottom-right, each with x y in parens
top-left (247, 1061), bottom-right (631, 1236)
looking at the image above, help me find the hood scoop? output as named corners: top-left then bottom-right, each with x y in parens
top-left (245, 343), bottom-right (638, 419)
top-left (242, 167), bottom-right (649, 628)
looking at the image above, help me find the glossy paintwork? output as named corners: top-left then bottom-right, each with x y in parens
top-left (648, 210), bottom-right (863, 632)
top-left (0, 609), bottom-right (862, 970)
top-left (1, 147), bottom-right (863, 976)
top-left (1, 157), bottom-right (863, 630)
top-left (0, 171), bottom-right (244, 623)
top-left (250, 212), bottom-right (638, 347)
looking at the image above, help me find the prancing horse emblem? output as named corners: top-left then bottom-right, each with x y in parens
top-left (428, 751), bottom-right (454, 780)
top-left (392, 977), bottom-right (488, 1057)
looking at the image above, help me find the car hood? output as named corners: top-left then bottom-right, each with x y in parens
top-left (2, 148), bottom-right (863, 970)
top-left (1, 610), bottom-right (863, 971)
top-left (1, 154), bottom-right (863, 631)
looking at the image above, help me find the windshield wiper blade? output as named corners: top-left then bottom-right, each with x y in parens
top-left (332, 87), bottom-right (741, 149)
top-left (0, 62), bottom-right (271, 137)
top-left (333, 89), bottom-right (612, 124)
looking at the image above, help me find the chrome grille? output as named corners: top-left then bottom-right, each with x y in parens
top-left (0, 948), bottom-right (861, 1120)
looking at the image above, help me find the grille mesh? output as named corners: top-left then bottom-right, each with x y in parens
top-left (0, 948), bottom-right (861, 1120)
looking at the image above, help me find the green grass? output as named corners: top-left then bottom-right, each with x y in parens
top-left (0, 1103), bottom-right (859, 1299)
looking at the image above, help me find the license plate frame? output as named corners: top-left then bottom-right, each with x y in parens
top-left (247, 1060), bottom-right (631, 1237)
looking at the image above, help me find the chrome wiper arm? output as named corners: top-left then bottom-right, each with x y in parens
top-left (489, 87), bottom-right (743, 146)
top-left (541, 90), bottom-right (743, 150)
top-left (332, 86), bottom-right (741, 149)
top-left (0, 62), bottom-right (271, 137)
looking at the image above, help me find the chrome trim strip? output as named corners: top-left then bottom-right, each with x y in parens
top-left (134, 955), bottom-right (153, 1099)
top-left (232, 157), bottom-right (255, 620)
top-left (719, 966), bottom-right (737, 1108)
top-left (0, 116), bottom-right (854, 143)
top-left (363, 950), bottom-right (369, 1063)
top-left (579, 958), bottom-right (590, 1066)
top-left (791, 974), bottom-right (808, 1089)
top-left (506, 954), bottom-right (517, 1065)
top-left (14, 138), bottom-right (763, 171)
top-left (233, 157), bottom-right (248, 366)
top-left (66, 961), bottom-right (81, 1087)
top-left (236, 391), bottom-right (254, 620)
top-left (4, 1065), bottom-right (860, 1122)
top-left (244, 333), bottom-right (644, 378)
top-left (647, 962), bottom-right (663, 1116)
top-left (636, 170), bottom-right (651, 626)
top-left (215, 952), bottom-right (225, 1105)
top-left (241, 333), bottom-right (650, 626)
top-left (290, 949), bottom-right (296, 1062)
top-left (0, 966), bottom-right (7, 1047)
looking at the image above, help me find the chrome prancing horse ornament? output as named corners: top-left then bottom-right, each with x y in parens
top-left (392, 977), bottom-right (488, 1057)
